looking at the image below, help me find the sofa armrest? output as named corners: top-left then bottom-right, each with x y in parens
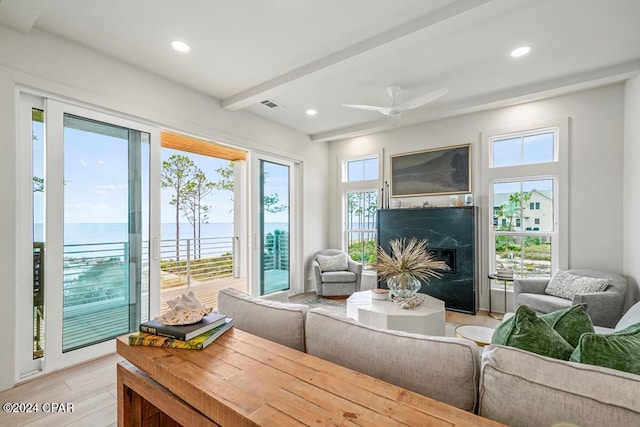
top-left (573, 291), bottom-right (626, 328)
top-left (513, 278), bottom-right (549, 296)
top-left (348, 259), bottom-right (363, 291)
top-left (312, 261), bottom-right (323, 295)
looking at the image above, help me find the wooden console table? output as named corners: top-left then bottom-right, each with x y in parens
top-left (117, 328), bottom-right (504, 426)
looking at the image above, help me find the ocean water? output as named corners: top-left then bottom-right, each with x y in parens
top-left (34, 222), bottom-right (289, 245)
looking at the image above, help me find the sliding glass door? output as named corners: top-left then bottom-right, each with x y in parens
top-left (18, 97), bottom-right (160, 376)
top-left (250, 154), bottom-right (301, 296)
top-left (259, 160), bottom-right (290, 295)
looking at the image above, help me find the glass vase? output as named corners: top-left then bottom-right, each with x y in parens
top-left (387, 274), bottom-right (422, 299)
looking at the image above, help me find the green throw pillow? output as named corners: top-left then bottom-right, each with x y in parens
top-left (491, 305), bottom-right (574, 360)
top-left (539, 303), bottom-right (595, 348)
top-left (570, 323), bottom-right (640, 375)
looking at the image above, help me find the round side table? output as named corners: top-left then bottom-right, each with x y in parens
top-left (455, 325), bottom-right (495, 347)
top-left (488, 274), bottom-right (514, 320)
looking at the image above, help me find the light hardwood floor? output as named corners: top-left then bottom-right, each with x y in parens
top-left (0, 302), bottom-right (499, 426)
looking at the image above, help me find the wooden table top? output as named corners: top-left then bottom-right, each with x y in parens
top-left (117, 328), bottom-right (504, 427)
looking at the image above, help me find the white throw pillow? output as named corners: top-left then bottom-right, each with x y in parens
top-left (544, 270), bottom-right (610, 300)
top-left (316, 254), bottom-right (348, 272)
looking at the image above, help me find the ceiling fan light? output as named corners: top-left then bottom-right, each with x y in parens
top-left (306, 109), bottom-right (317, 116)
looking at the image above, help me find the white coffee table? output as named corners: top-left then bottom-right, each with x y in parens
top-left (346, 290), bottom-right (445, 336)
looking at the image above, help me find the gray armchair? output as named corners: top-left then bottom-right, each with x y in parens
top-left (514, 269), bottom-right (627, 328)
top-left (312, 249), bottom-right (363, 297)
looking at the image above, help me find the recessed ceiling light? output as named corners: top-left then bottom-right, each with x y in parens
top-left (306, 109), bottom-right (317, 116)
top-left (171, 40), bottom-right (191, 53)
top-left (510, 46), bottom-right (531, 58)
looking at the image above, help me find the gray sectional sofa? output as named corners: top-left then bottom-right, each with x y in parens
top-left (217, 288), bottom-right (640, 427)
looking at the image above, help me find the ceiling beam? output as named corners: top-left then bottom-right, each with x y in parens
top-left (221, 0), bottom-right (492, 111)
top-left (0, 0), bottom-right (49, 33)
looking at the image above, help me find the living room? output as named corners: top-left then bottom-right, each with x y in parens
top-left (1, 1), bottom-right (640, 425)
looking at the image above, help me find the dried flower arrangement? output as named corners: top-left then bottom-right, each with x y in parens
top-left (375, 237), bottom-right (449, 284)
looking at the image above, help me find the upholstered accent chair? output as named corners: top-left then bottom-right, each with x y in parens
top-left (514, 269), bottom-right (627, 328)
top-left (312, 249), bottom-right (363, 297)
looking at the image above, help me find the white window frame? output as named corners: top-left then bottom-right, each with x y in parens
top-left (482, 119), bottom-right (569, 286)
top-left (339, 153), bottom-right (382, 268)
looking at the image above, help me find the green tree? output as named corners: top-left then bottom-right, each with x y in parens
top-left (214, 161), bottom-right (287, 214)
top-left (263, 193), bottom-right (287, 214)
top-left (161, 155), bottom-right (197, 260)
top-left (33, 176), bottom-right (44, 192)
top-left (182, 169), bottom-right (216, 258)
top-left (214, 161), bottom-right (234, 193)
top-left (499, 191), bottom-right (532, 231)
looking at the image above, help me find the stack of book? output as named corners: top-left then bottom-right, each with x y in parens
top-left (129, 312), bottom-right (234, 350)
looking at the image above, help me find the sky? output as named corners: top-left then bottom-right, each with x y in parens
top-left (33, 118), bottom-right (289, 225)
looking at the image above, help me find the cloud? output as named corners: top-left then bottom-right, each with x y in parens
top-left (79, 159), bottom-right (87, 167)
top-left (97, 160), bottom-right (105, 166)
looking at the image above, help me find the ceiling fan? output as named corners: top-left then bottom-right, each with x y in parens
top-left (341, 86), bottom-right (448, 118)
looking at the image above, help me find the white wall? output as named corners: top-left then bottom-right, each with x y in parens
top-left (0, 26), bottom-right (329, 391)
top-left (624, 74), bottom-right (640, 309)
top-left (329, 84), bottom-right (627, 311)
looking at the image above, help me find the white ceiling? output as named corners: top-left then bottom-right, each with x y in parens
top-left (1, 0), bottom-right (639, 142)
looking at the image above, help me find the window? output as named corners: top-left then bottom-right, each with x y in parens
top-left (346, 157), bottom-right (378, 182)
top-left (492, 130), bottom-right (555, 168)
top-left (341, 155), bottom-right (380, 269)
top-left (492, 179), bottom-right (554, 277)
top-left (487, 123), bottom-right (565, 280)
top-left (346, 191), bottom-right (378, 269)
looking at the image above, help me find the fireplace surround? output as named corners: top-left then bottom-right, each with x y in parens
top-left (377, 206), bottom-right (478, 314)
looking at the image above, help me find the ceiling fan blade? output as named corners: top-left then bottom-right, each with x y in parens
top-left (341, 104), bottom-right (392, 115)
top-left (397, 87), bottom-right (449, 111)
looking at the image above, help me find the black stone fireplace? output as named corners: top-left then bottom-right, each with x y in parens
top-left (377, 206), bottom-right (477, 314)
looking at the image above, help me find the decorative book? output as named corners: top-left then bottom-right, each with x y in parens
top-left (140, 312), bottom-right (226, 340)
top-left (130, 318), bottom-right (234, 350)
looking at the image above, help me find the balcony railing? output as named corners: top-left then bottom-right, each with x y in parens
top-left (159, 237), bottom-right (235, 288)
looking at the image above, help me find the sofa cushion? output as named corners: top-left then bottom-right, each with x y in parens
top-left (305, 308), bottom-right (480, 412)
top-left (570, 323), bottom-right (640, 375)
top-left (545, 269), bottom-right (610, 300)
top-left (539, 303), bottom-right (595, 347)
top-left (491, 305), bottom-right (574, 360)
top-left (321, 270), bottom-right (356, 283)
top-left (217, 288), bottom-right (308, 352)
top-left (316, 254), bottom-right (348, 272)
top-left (479, 345), bottom-right (640, 427)
top-left (515, 292), bottom-right (572, 313)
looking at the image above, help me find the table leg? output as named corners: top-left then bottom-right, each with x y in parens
top-left (488, 278), bottom-right (504, 320)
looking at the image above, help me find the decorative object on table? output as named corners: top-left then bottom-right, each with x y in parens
top-left (392, 293), bottom-right (425, 309)
top-left (131, 317), bottom-right (234, 350)
top-left (140, 291), bottom-right (225, 340)
top-left (449, 195), bottom-right (463, 207)
top-left (140, 311), bottom-right (227, 341)
top-left (371, 288), bottom-right (390, 300)
top-left (375, 237), bottom-right (448, 301)
top-left (390, 144), bottom-right (470, 197)
top-left (496, 263), bottom-right (514, 279)
top-left (422, 200), bottom-right (436, 208)
top-left (155, 291), bottom-right (212, 325)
